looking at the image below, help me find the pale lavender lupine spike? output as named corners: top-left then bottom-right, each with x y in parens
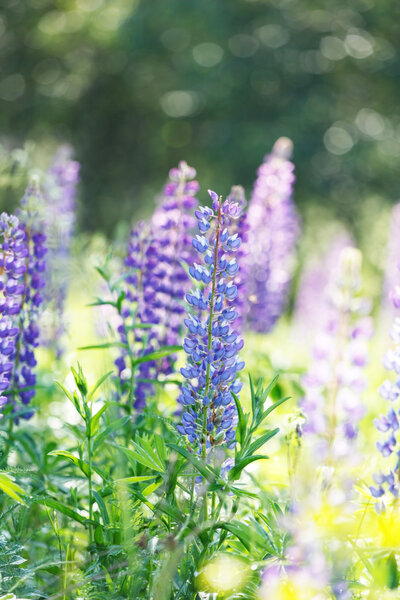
top-left (41, 147), bottom-right (80, 356)
top-left (294, 232), bottom-right (354, 339)
top-left (244, 137), bottom-right (300, 333)
top-left (301, 247), bottom-right (372, 459)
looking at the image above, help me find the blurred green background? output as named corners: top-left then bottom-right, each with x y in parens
top-left (0, 0), bottom-right (399, 234)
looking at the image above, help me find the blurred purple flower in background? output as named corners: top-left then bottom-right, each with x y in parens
top-left (294, 232), bottom-right (354, 340)
top-left (301, 247), bottom-right (372, 460)
top-left (243, 137), bottom-right (300, 334)
top-left (41, 146), bottom-right (80, 356)
top-left (116, 162), bottom-right (199, 408)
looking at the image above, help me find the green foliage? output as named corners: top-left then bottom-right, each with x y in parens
top-left (0, 361), bottom-right (288, 598)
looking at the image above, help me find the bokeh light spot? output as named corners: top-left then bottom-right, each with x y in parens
top-left (193, 42), bottom-right (224, 67)
top-left (324, 125), bottom-right (354, 155)
top-left (160, 90), bottom-right (200, 118)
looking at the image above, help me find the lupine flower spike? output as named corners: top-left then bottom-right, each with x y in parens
top-left (116, 162), bottom-right (199, 408)
top-left (294, 232), bottom-right (354, 340)
top-left (177, 190), bottom-right (245, 458)
top-left (301, 247), bottom-right (372, 459)
top-left (42, 148), bottom-right (79, 355)
top-left (0, 180), bottom-right (47, 418)
top-left (244, 137), bottom-right (299, 333)
top-left (370, 266), bottom-right (400, 507)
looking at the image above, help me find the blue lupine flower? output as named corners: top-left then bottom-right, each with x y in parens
top-left (177, 190), bottom-right (245, 454)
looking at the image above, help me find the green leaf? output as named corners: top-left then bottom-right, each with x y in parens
top-left (167, 443), bottom-right (217, 483)
top-left (93, 416), bottom-right (130, 452)
top-left (88, 371), bottom-right (113, 401)
top-left (117, 445), bottom-right (165, 473)
top-left (95, 265), bottom-right (109, 282)
top-left (55, 381), bottom-right (75, 405)
top-left (142, 480), bottom-right (163, 496)
top-left (232, 392), bottom-right (247, 447)
top-left (92, 490), bottom-right (110, 525)
top-left (229, 455), bottom-right (269, 481)
top-left (246, 428), bottom-right (279, 457)
top-left (87, 298), bottom-right (117, 308)
top-left (154, 435), bottom-right (166, 464)
top-left (133, 436), bottom-right (165, 472)
top-left (0, 472), bottom-right (26, 504)
top-left (115, 475), bottom-right (157, 484)
top-left (38, 497), bottom-right (96, 526)
top-left (216, 520), bottom-right (264, 552)
top-left (90, 404), bottom-right (110, 436)
top-left (48, 450), bottom-right (90, 477)
top-left (249, 374), bottom-right (256, 418)
top-left (131, 345), bottom-right (182, 367)
top-left (260, 396), bottom-right (290, 424)
top-left (78, 342), bottom-right (127, 351)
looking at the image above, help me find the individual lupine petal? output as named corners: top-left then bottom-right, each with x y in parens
top-left (177, 191), bottom-right (244, 454)
top-left (243, 137), bottom-right (300, 333)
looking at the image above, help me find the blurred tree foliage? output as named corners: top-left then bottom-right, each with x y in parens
top-left (0, 0), bottom-right (399, 233)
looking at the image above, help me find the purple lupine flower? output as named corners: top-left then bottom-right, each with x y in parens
top-left (301, 247), bottom-right (372, 459)
top-left (177, 190), bottom-right (245, 454)
top-left (294, 232), bottom-right (354, 339)
top-left (244, 137), bottom-right (300, 333)
top-left (371, 262), bottom-right (400, 505)
top-left (115, 222), bottom-right (158, 408)
top-left (0, 212), bottom-right (26, 417)
top-left (116, 162), bottom-right (199, 409)
top-left (150, 161), bottom-right (199, 360)
top-left (0, 181), bottom-right (48, 418)
top-left (41, 147), bottom-right (80, 356)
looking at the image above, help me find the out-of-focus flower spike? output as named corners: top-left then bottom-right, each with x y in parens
top-left (301, 247), bottom-right (372, 459)
top-left (41, 146), bottom-right (80, 356)
top-left (243, 137), bottom-right (300, 333)
top-left (116, 161), bottom-right (199, 409)
top-left (371, 253), bottom-right (400, 507)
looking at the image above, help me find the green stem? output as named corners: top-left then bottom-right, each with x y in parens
top-left (86, 398), bottom-right (94, 550)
